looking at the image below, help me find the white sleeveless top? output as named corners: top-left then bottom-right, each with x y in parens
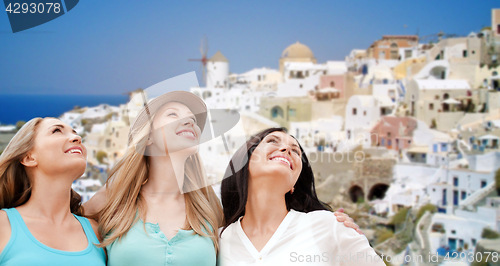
top-left (218, 210), bottom-right (385, 266)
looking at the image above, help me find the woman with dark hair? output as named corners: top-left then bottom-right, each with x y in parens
top-left (218, 128), bottom-right (384, 266)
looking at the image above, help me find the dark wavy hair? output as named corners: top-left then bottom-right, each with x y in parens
top-left (220, 127), bottom-right (332, 232)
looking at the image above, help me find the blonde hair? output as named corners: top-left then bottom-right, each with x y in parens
top-left (97, 114), bottom-right (223, 251)
top-left (0, 117), bottom-right (83, 215)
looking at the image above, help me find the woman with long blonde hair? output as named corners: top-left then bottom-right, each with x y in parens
top-left (0, 117), bottom-right (106, 265)
top-left (84, 91), bottom-right (223, 265)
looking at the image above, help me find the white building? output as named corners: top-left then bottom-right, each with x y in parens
top-left (72, 178), bottom-right (102, 203)
top-left (59, 111), bottom-right (83, 134)
top-left (344, 95), bottom-right (396, 148)
top-left (81, 104), bottom-right (119, 120)
top-left (229, 67), bottom-right (282, 91)
top-left (206, 51), bottom-right (229, 88)
top-left (407, 122), bottom-right (456, 166)
top-left (289, 116), bottom-right (344, 153)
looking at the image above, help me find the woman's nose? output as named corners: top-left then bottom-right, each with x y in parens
top-left (182, 118), bottom-right (195, 127)
top-left (70, 134), bottom-right (82, 143)
top-left (280, 146), bottom-right (291, 154)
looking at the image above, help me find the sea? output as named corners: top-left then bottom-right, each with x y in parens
top-left (0, 94), bottom-right (129, 125)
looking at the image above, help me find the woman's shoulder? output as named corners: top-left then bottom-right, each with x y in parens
top-left (218, 221), bottom-right (238, 239)
top-left (73, 214), bottom-right (101, 241)
top-left (0, 210), bottom-right (12, 253)
top-left (292, 209), bottom-right (338, 222)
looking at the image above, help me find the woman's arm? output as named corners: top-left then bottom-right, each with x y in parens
top-left (82, 185), bottom-right (107, 221)
top-left (0, 210), bottom-right (11, 254)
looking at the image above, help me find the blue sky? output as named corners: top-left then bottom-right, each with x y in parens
top-left (0, 1), bottom-right (498, 95)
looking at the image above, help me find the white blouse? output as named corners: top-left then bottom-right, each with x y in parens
top-left (218, 209), bottom-right (386, 266)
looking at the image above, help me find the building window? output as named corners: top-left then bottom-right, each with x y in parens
top-left (451, 230), bottom-right (456, 234)
top-left (442, 189), bottom-right (447, 205)
top-left (387, 132), bottom-right (391, 138)
top-left (258, 75), bottom-right (261, 81)
top-left (472, 239), bottom-right (477, 246)
top-left (441, 143), bottom-right (447, 152)
top-left (353, 108), bottom-right (357, 115)
top-left (387, 139), bottom-right (392, 146)
top-left (390, 50), bottom-right (398, 60)
top-left (481, 180), bottom-right (487, 188)
top-left (299, 84), bottom-right (303, 88)
top-left (472, 50), bottom-right (475, 54)
top-left (461, 191), bottom-right (466, 200)
top-left (106, 140), bottom-right (111, 148)
top-left (463, 50), bottom-right (468, 58)
top-left (405, 50), bottom-right (412, 59)
top-left (288, 109), bottom-right (296, 117)
top-left (330, 81), bottom-right (335, 87)
top-left (363, 111), bottom-right (367, 116)
top-left (453, 177), bottom-right (458, 186)
top-left (435, 95), bottom-right (439, 100)
top-left (429, 103), bottom-right (434, 110)
top-left (390, 43), bottom-right (399, 60)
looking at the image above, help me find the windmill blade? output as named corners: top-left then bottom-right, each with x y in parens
top-left (204, 35), bottom-right (209, 58)
top-left (200, 35), bottom-right (208, 58)
top-left (200, 38), bottom-right (204, 57)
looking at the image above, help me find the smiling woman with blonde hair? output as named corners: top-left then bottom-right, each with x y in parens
top-left (84, 91), bottom-right (223, 265)
top-left (0, 117), bottom-right (105, 265)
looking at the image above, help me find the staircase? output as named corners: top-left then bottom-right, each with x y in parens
top-left (459, 182), bottom-right (496, 207)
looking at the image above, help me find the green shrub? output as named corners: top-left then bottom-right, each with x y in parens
top-left (375, 228), bottom-right (394, 245)
top-left (390, 207), bottom-right (409, 226)
top-left (96, 150), bottom-right (108, 164)
top-left (481, 228), bottom-right (500, 239)
top-left (415, 204), bottom-right (437, 223)
top-left (15, 120), bottom-right (26, 130)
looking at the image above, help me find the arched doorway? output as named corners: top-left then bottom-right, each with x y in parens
top-left (367, 183), bottom-right (390, 201)
top-left (271, 106), bottom-right (284, 119)
top-left (348, 185), bottom-right (365, 203)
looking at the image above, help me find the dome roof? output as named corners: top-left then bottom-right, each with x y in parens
top-left (208, 51), bottom-right (228, 62)
top-left (281, 41), bottom-right (314, 59)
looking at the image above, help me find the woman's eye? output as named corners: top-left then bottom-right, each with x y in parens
top-left (52, 128), bottom-right (61, 133)
top-left (168, 112), bottom-right (177, 117)
top-left (268, 139), bottom-right (277, 143)
top-left (293, 149), bottom-right (300, 155)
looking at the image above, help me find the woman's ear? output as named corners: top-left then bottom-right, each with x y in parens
top-left (21, 153), bottom-right (37, 168)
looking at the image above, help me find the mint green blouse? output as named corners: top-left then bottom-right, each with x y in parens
top-left (106, 218), bottom-right (216, 266)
